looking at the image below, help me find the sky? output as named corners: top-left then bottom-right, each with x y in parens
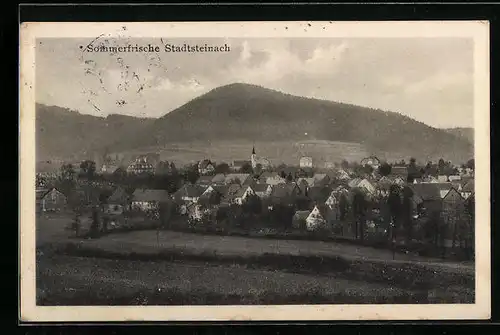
top-left (36, 37), bottom-right (474, 128)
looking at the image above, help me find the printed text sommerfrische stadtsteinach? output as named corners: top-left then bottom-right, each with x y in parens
top-left (84, 43), bottom-right (231, 53)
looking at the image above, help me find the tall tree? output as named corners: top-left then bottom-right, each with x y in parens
top-left (254, 163), bottom-right (263, 176)
top-left (378, 162), bottom-right (392, 177)
top-left (352, 189), bottom-right (366, 241)
top-left (239, 162), bottom-right (253, 174)
top-left (466, 158), bottom-right (475, 170)
top-left (80, 160), bottom-right (96, 179)
top-left (184, 164), bottom-right (200, 185)
top-left (340, 159), bottom-right (349, 169)
top-left (61, 163), bottom-right (76, 181)
top-left (339, 193), bottom-right (349, 221)
top-left (214, 162), bottom-right (230, 174)
top-left (401, 186), bottom-right (414, 244)
top-left (438, 158), bottom-right (446, 174)
top-left (387, 184), bottom-right (401, 240)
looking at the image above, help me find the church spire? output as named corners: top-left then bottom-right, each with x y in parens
top-left (252, 146), bottom-right (256, 155)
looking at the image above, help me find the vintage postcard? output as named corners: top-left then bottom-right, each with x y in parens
top-left (20, 21), bottom-right (490, 321)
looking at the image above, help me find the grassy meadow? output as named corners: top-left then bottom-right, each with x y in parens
top-left (35, 212), bottom-right (475, 305)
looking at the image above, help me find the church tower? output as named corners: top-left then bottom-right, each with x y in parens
top-left (251, 146), bottom-right (257, 169)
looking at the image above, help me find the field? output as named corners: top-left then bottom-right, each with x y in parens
top-left (36, 212), bottom-right (475, 305)
top-left (113, 140), bottom-right (371, 167)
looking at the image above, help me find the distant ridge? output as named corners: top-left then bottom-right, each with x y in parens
top-left (36, 83), bottom-right (473, 164)
top-left (444, 127), bottom-right (474, 144)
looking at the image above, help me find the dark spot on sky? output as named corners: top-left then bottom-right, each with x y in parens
top-left (79, 45), bottom-right (83, 49)
top-left (285, 27), bottom-right (288, 30)
top-left (308, 23), bottom-right (311, 27)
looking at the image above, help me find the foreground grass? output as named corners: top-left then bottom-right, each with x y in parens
top-left (37, 253), bottom-right (473, 306)
top-left (37, 241), bottom-right (474, 305)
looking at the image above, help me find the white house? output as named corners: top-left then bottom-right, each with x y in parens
top-left (299, 156), bottom-right (313, 168)
top-left (448, 175), bottom-right (462, 182)
top-left (173, 184), bottom-right (204, 204)
top-left (130, 189), bottom-right (170, 212)
top-left (198, 159), bottom-right (215, 175)
top-left (265, 174), bottom-right (286, 186)
top-left (325, 192), bottom-right (338, 209)
top-left (437, 175), bottom-right (449, 183)
top-left (232, 185), bottom-right (255, 205)
top-left (461, 180), bottom-right (474, 200)
top-left (354, 178), bottom-right (376, 195)
top-left (306, 205), bottom-right (330, 231)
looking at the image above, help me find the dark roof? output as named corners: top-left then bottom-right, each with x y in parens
top-left (409, 183), bottom-right (453, 201)
top-left (226, 184), bottom-right (242, 197)
top-left (198, 159), bottom-right (214, 169)
top-left (36, 188), bottom-right (50, 200)
top-left (307, 186), bottom-right (332, 203)
top-left (390, 166), bottom-right (408, 178)
top-left (174, 184), bottom-right (205, 198)
top-left (293, 210), bottom-right (310, 220)
top-left (108, 187), bottom-right (130, 203)
top-left (225, 173), bottom-right (251, 184)
top-left (212, 185), bottom-right (229, 196)
top-left (234, 186), bottom-right (253, 198)
top-left (195, 175), bottom-right (214, 184)
top-left (132, 189), bottom-right (170, 202)
top-left (253, 183), bottom-right (271, 193)
top-left (271, 183), bottom-right (298, 198)
top-left (211, 173), bottom-right (226, 183)
top-left (313, 204), bottom-right (332, 219)
top-left (259, 171), bottom-right (279, 180)
top-left (462, 179), bottom-right (475, 192)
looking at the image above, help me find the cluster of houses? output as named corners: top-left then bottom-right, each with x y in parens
top-left (36, 148), bottom-right (475, 235)
top-left (51, 162), bottom-right (473, 233)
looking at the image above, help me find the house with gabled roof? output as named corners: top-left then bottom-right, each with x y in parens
top-left (270, 183), bottom-right (301, 204)
top-left (211, 173), bottom-right (226, 185)
top-left (296, 177), bottom-right (316, 188)
top-left (130, 189), bottom-right (170, 212)
top-left (306, 204), bottom-right (334, 231)
top-left (336, 168), bottom-right (351, 181)
top-left (224, 173), bottom-right (251, 185)
top-left (348, 177), bottom-right (362, 189)
top-left (172, 184), bottom-right (205, 204)
top-left (231, 185), bottom-right (256, 205)
top-left (390, 166), bottom-right (409, 181)
top-left (220, 184), bottom-right (243, 205)
top-left (198, 159), bottom-right (215, 175)
top-left (292, 210), bottom-right (310, 230)
top-left (312, 173), bottom-right (330, 186)
top-left (253, 183), bottom-right (273, 198)
top-left (105, 187), bottom-right (131, 215)
top-left (259, 171), bottom-right (286, 185)
top-left (437, 175), bottom-right (449, 183)
top-left (306, 186), bottom-right (332, 206)
top-left (38, 187), bottom-right (68, 212)
top-left (349, 178), bottom-right (376, 195)
top-left (195, 175), bottom-right (215, 187)
top-left (461, 179), bottom-right (474, 200)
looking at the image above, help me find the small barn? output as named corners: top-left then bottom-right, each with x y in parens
top-left (39, 188), bottom-right (68, 212)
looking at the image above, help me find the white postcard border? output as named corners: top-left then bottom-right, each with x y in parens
top-left (19, 21), bottom-right (491, 322)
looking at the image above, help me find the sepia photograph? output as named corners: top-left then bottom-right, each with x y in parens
top-left (19, 21), bottom-right (490, 321)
